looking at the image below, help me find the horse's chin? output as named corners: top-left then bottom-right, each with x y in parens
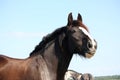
top-left (74, 47), bottom-right (95, 58)
top-left (85, 52), bottom-right (95, 58)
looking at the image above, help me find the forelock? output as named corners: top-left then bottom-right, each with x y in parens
top-left (72, 20), bottom-right (89, 32)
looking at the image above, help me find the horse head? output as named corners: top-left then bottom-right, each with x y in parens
top-left (66, 13), bottom-right (97, 58)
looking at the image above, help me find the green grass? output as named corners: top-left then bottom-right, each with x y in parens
top-left (94, 75), bottom-right (120, 80)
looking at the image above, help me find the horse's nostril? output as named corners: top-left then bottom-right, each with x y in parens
top-left (87, 41), bottom-right (93, 49)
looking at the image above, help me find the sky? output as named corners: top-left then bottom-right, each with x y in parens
top-left (0, 0), bottom-right (120, 76)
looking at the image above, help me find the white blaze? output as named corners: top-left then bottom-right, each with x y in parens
top-left (79, 27), bottom-right (96, 49)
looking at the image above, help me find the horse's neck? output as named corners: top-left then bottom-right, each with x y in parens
top-left (42, 42), bottom-right (58, 79)
top-left (43, 36), bottom-right (73, 80)
top-left (31, 35), bottom-right (73, 80)
top-left (43, 40), bottom-right (73, 80)
top-left (42, 35), bottom-right (73, 80)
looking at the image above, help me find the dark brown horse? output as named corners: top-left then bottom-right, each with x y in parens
top-left (0, 13), bottom-right (97, 80)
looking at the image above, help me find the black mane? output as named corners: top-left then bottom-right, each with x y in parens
top-left (30, 26), bottom-right (67, 56)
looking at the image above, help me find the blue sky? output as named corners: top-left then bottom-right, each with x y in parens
top-left (0, 0), bottom-right (120, 76)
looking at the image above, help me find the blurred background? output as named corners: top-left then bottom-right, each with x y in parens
top-left (0, 0), bottom-right (120, 76)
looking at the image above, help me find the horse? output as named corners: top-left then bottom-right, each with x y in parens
top-left (64, 70), bottom-right (94, 80)
top-left (0, 13), bottom-right (97, 80)
top-left (81, 73), bottom-right (94, 80)
top-left (64, 70), bottom-right (82, 80)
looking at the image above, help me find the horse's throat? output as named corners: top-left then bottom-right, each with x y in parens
top-left (55, 37), bottom-right (73, 80)
top-left (57, 53), bottom-right (73, 80)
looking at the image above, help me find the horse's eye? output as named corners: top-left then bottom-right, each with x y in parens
top-left (71, 30), bottom-right (76, 33)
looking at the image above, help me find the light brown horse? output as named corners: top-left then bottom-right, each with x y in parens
top-left (0, 13), bottom-right (97, 80)
top-left (64, 70), bottom-right (94, 80)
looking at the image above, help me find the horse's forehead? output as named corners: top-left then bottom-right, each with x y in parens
top-left (79, 27), bottom-right (96, 46)
top-left (79, 27), bottom-right (89, 35)
top-left (78, 24), bottom-right (89, 32)
top-left (71, 20), bottom-right (89, 32)
top-left (79, 27), bottom-right (92, 40)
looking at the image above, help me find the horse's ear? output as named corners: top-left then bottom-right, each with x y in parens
top-left (67, 13), bottom-right (73, 26)
top-left (77, 13), bottom-right (82, 22)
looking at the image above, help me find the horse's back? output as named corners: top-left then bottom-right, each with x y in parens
top-left (0, 55), bottom-right (29, 80)
top-left (0, 55), bottom-right (9, 68)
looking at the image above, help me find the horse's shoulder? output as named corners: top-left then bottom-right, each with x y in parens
top-left (0, 55), bottom-right (8, 67)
